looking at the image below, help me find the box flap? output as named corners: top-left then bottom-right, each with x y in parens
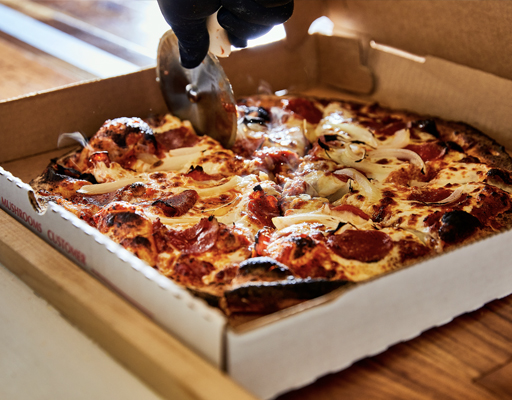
top-left (325, 0), bottom-right (512, 81)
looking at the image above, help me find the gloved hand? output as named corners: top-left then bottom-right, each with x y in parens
top-left (157, 0), bottom-right (294, 69)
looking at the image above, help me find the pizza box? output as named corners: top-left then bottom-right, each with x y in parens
top-left (3, 1), bottom-right (512, 399)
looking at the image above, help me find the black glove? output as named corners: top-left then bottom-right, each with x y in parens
top-left (157, 0), bottom-right (294, 69)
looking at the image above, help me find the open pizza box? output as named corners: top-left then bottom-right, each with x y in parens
top-left (2, 1), bottom-right (512, 398)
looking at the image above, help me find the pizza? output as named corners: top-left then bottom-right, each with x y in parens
top-left (30, 94), bottom-right (512, 315)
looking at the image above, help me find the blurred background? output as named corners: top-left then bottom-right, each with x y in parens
top-left (0, 0), bottom-right (285, 101)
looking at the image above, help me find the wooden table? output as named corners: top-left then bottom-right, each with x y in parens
top-left (1, 4), bottom-right (512, 399)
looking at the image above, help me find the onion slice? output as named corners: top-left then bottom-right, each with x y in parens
top-left (77, 176), bottom-right (145, 194)
top-left (334, 168), bottom-right (381, 203)
top-left (368, 148), bottom-right (426, 173)
top-left (336, 123), bottom-right (379, 147)
top-left (379, 128), bottom-right (410, 149)
top-left (149, 151), bottom-right (203, 172)
top-left (167, 144), bottom-right (210, 156)
top-left (193, 176), bottom-right (242, 197)
top-left (57, 132), bottom-right (88, 148)
top-left (272, 213), bottom-right (353, 230)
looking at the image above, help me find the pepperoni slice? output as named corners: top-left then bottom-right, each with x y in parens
top-left (376, 121), bottom-right (407, 137)
top-left (406, 142), bottom-right (445, 162)
top-left (248, 187), bottom-right (281, 228)
top-left (89, 151), bottom-right (111, 167)
top-left (166, 217), bottom-right (219, 254)
top-left (327, 230), bottom-right (393, 262)
top-left (253, 148), bottom-right (300, 175)
top-left (285, 98), bottom-right (323, 124)
top-left (155, 126), bottom-right (200, 153)
top-left (331, 204), bottom-right (370, 220)
top-left (254, 228), bottom-right (272, 256)
top-left (407, 187), bottom-right (453, 203)
top-left (152, 190), bottom-right (199, 217)
top-left (172, 255), bottom-right (215, 286)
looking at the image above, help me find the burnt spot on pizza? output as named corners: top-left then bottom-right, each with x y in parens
top-left (290, 236), bottom-right (317, 259)
top-left (128, 182), bottom-right (146, 197)
top-left (105, 211), bottom-right (145, 228)
top-left (120, 235), bottom-right (158, 266)
top-left (239, 106), bottom-right (271, 126)
top-left (438, 210), bottom-right (481, 244)
top-left (128, 236), bottom-right (152, 248)
top-left (444, 141), bottom-right (464, 153)
top-left (214, 265), bottom-right (239, 284)
top-left (40, 164), bottom-right (72, 183)
top-left (38, 161), bottom-right (99, 186)
top-left (459, 155), bottom-right (481, 164)
top-left (486, 168), bottom-right (512, 185)
top-left (237, 257), bottom-right (292, 281)
top-left (410, 119), bottom-right (440, 138)
top-left (371, 196), bottom-right (397, 223)
top-left (214, 226), bottom-right (251, 253)
top-left (223, 278), bottom-right (349, 314)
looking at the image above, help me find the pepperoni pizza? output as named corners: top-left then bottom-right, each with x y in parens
top-left (31, 95), bottom-right (512, 315)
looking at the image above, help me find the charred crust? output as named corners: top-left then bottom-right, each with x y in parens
top-left (487, 168), bottom-right (512, 185)
top-left (443, 141), bottom-right (464, 153)
top-left (437, 120), bottom-right (512, 170)
top-left (224, 278), bottom-right (348, 314)
top-left (237, 257), bottom-right (292, 279)
top-left (459, 156), bottom-right (481, 164)
top-left (290, 236), bottom-right (317, 259)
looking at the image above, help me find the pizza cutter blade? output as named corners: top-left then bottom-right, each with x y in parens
top-left (157, 30), bottom-right (237, 148)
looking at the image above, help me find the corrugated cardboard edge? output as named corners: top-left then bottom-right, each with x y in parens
top-left (0, 166), bottom-right (228, 367)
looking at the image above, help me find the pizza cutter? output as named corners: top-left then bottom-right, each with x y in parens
top-left (156, 28), bottom-right (237, 148)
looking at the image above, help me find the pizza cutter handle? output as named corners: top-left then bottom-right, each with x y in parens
top-left (207, 12), bottom-right (232, 59)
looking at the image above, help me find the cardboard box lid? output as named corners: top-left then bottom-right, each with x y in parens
top-left (322, 0), bottom-right (512, 82)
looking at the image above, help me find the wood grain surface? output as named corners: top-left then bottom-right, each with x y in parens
top-left (1, 2), bottom-right (512, 398)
